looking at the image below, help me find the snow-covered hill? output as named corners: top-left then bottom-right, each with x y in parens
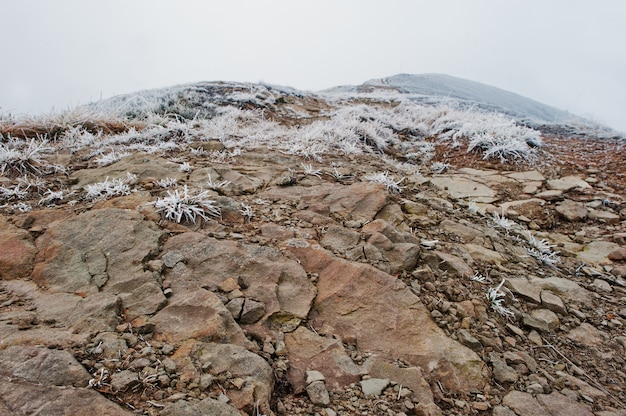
top-left (325, 73), bottom-right (572, 124)
top-left (324, 73), bottom-right (623, 139)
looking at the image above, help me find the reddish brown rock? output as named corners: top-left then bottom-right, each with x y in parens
top-left (608, 247), bottom-right (626, 261)
top-left (260, 223), bottom-right (296, 240)
top-left (555, 200), bottom-right (588, 222)
top-left (160, 233), bottom-right (316, 329)
top-left (153, 289), bottom-right (250, 347)
top-left (368, 358), bottom-right (438, 411)
top-left (423, 250), bottom-right (474, 278)
top-left (285, 326), bottom-right (364, 393)
top-left (0, 346), bottom-right (91, 387)
top-left (170, 341), bottom-right (273, 415)
top-left (361, 220), bottom-right (420, 274)
top-left (31, 208), bottom-right (165, 319)
top-left (259, 182), bottom-right (388, 222)
top-left (0, 379), bottom-right (133, 415)
top-left (546, 176), bottom-right (591, 191)
top-left (537, 391), bottom-right (593, 416)
top-left (287, 242), bottom-right (489, 392)
top-left (0, 217), bottom-right (36, 280)
top-left (588, 209), bottom-right (621, 224)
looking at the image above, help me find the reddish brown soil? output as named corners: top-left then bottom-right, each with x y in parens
top-left (429, 135), bottom-right (625, 197)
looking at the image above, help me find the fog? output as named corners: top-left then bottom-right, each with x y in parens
top-left (1, 0), bottom-right (624, 131)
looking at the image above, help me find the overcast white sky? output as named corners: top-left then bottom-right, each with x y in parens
top-left (1, 0), bottom-right (625, 131)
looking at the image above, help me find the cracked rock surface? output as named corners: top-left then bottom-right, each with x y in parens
top-left (0, 82), bottom-right (625, 415)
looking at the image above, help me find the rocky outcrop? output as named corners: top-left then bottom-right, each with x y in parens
top-left (0, 85), bottom-right (625, 415)
top-left (32, 208), bottom-right (166, 319)
top-left (0, 378), bottom-right (133, 416)
top-left (0, 217), bottom-right (36, 280)
top-left (287, 241), bottom-right (489, 392)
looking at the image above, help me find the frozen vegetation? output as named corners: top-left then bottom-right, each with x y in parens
top-left (0, 75), bottom-right (621, 217)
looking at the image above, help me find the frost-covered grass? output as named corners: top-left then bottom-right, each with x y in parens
top-left (154, 177), bottom-right (178, 188)
top-left (1, 87), bottom-right (545, 183)
top-left (527, 247), bottom-right (560, 267)
top-left (206, 174), bottom-right (230, 191)
top-left (1, 80), bottom-right (550, 213)
top-left (94, 149), bottom-right (131, 167)
top-left (525, 231), bottom-right (557, 254)
top-left (364, 171), bottom-right (405, 193)
top-left (301, 163), bottom-right (322, 178)
top-left (0, 184), bottom-right (29, 200)
top-left (38, 189), bottom-right (65, 206)
top-left (430, 161), bottom-right (450, 174)
top-left (240, 203), bottom-right (254, 222)
top-left (490, 210), bottom-right (517, 231)
top-left (428, 107), bottom-right (542, 162)
top-left (0, 137), bottom-right (52, 175)
top-left (178, 161), bottom-right (193, 173)
top-left (0, 106), bottom-right (138, 139)
top-left (85, 174), bottom-right (136, 200)
top-left (153, 185), bottom-right (220, 223)
top-left (524, 231), bottom-right (560, 267)
top-left (16, 175), bottom-right (48, 191)
top-left (486, 279), bottom-right (515, 319)
top-left (470, 272), bottom-right (486, 283)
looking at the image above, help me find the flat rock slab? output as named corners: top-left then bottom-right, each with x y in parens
top-left (535, 190), bottom-right (564, 201)
top-left (367, 358), bottom-right (436, 408)
top-left (153, 289), bottom-right (249, 346)
top-left (0, 378), bottom-right (133, 415)
top-left (259, 182), bottom-right (388, 222)
top-left (546, 176), bottom-right (592, 191)
top-left (588, 209), bottom-right (621, 224)
top-left (567, 323), bottom-right (605, 347)
top-left (502, 390), bottom-right (592, 416)
top-left (175, 342), bottom-right (274, 415)
top-left (506, 278), bottom-right (542, 304)
top-left (31, 208), bottom-right (165, 320)
top-left (523, 309), bottom-right (559, 332)
top-left (161, 232), bottom-right (316, 329)
top-left (529, 276), bottom-right (592, 306)
top-left (287, 242), bottom-right (489, 393)
top-left (429, 177), bottom-right (497, 203)
top-left (360, 378), bottom-right (390, 396)
top-left (556, 200), bottom-right (588, 221)
top-left (0, 217), bottom-right (36, 280)
top-left (70, 154), bottom-right (183, 188)
top-left (506, 170), bottom-right (546, 182)
top-left (162, 398), bottom-right (241, 416)
top-left (463, 243), bottom-right (504, 265)
top-left (285, 326), bottom-right (364, 393)
top-left (0, 346), bottom-right (91, 387)
top-left (577, 241), bottom-right (622, 265)
top-left (540, 291), bottom-right (567, 315)
top-left (307, 380), bottom-right (331, 405)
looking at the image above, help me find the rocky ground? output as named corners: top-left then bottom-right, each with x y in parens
top-left (0, 85), bottom-right (625, 415)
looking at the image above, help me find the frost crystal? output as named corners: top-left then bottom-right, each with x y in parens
top-left (85, 174), bottom-right (134, 200)
top-left (153, 185), bottom-right (220, 223)
top-left (364, 171), bottom-right (405, 193)
top-left (486, 279), bottom-right (515, 319)
top-left (491, 210), bottom-right (516, 231)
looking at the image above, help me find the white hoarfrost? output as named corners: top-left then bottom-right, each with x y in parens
top-left (364, 171), bottom-right (405, 193)
top-left (487, 279), bottom-right (515, 319)
top-left (85, 173), bottom-right (136, 200)
top-left (153, 185), bottom-right (221, 223)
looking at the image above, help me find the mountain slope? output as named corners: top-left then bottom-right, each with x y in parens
top-left (326, 73), bottom-right (573, 124)
top-left (0, 79), bottom-right (625, 415)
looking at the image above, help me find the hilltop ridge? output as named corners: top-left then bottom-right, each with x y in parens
top-left (324, 73), bottom-right (622, 139)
